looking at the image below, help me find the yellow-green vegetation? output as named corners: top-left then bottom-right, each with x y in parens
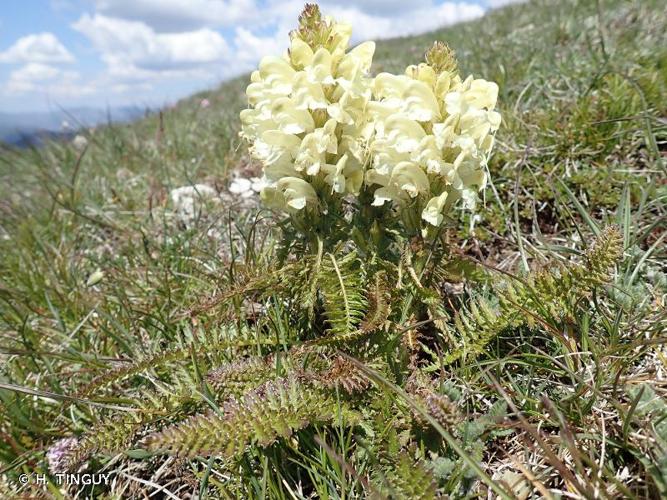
top-left (1, 0), bottom-right (666, 498)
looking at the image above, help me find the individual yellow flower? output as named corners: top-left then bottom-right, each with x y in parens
top-left (250, 130), bottom-right (301, 180)
top-left (261, 177), bottom-right (319, 213)
top-left (422, 192), bottom-right (450, 227)
top-left (321, 154), bottom-right (350, 194)
top-left (295, 119), bottom-right (338, 175)
top-left (292, 72), bottom-right (328, 110)
top-left (270, 97), bottom-right (315, 134)
top-left (337, 42), bottom-right (375, 88)
top-left (370, 162), bottom-right (430, 206)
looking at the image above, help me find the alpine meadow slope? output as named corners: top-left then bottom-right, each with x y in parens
top-left (1, 0), bottom-right (666, 498)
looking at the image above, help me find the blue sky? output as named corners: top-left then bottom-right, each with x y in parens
top-left (0, 0), bottom-right (517, 113)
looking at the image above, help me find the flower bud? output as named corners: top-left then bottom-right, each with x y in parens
top-left (425, 41), bottom-right (458, 75)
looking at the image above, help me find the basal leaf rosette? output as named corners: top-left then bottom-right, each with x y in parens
top-left (240, 4), bottom-right (375, 220)
top-left (366, 42), bottom-right (501, 233)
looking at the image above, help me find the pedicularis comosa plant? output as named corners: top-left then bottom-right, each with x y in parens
top-left (42, 5), bottom-right (623, 497)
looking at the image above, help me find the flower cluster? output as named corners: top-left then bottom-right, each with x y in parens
top-left (367, 42), bottom-right (501, 228)
top-left (46, 437), bottom-right (80, 474)
top-left (240, 4), bottom-right (501, 234)
top-left (240, 4), bottom-right (375, 214)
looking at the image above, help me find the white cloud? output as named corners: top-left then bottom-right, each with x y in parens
top-left (93, 0), bottom-right (258, 32)
top-left (86, 1), bottom-right (487, 41)
top-left (250, 1), bottom-right (485, 44)
top-left (0, 33), bottom-right (75, 64)
top-left (9, 63), bottom-right (61, 84)
top-left (233, 27), bottom-right (287, 69)
top-left (111, 82), bottom-right (153, 94)
top-left (71, 1), bottom-right (487, 87)
top-left (322, 1), bottom-right (485, 40)
top-left (4, 63), bottom-right (91, 96)
top-left (72, 14), bottom-right (230, 77)
top-left (328, 0), bottom-right (434, 15)
top-left (1, 0), bottom-right (491, 111)
top-left (487, 0), bottom-right (525, 7)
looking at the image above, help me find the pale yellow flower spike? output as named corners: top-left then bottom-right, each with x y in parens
top-left (367, 40), bottom-right (501, 230)
top-left (240, 3), bottom-right (376, 217)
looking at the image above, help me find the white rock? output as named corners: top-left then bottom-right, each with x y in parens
top-left (229, 177), bottom-right (259, 199)
top-left (170, 184), bottom-right (217, 203)
top-left (251, 177), bottom-right (268, 193)
top-left (229, 178), bottom-right (252, 194)
top-left (169, 184), bottom-right (218, 225)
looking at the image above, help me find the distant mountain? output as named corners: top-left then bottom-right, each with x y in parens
top-left (0, 106), bottom-right (150, 146)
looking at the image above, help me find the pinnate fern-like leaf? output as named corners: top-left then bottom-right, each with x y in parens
top-left (360, 271), bottom-right (391, 334)
top-left (445, 226), bottom-right (623, 364)
top-left (78, 334), bottom-right (283, 399)
top-left (377, 452), bottom-right (438, 500)
top-left (143, 376), bottom-right (353, 458)
top-left (206, 355), bottom-right (277, 398)
top-left (316, 355), bottom-right (372, 394)
top-left (320, 251), bottom-right (367, 337)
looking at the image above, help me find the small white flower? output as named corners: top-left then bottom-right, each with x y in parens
top-left (86, 269), bottom-right (104, 287)
top-left (71, 134), bottom-right (88, 151)
top-left (422, 192), bottom-right (449, 227)
top-left (261, 177), bottom-right (319, 213)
